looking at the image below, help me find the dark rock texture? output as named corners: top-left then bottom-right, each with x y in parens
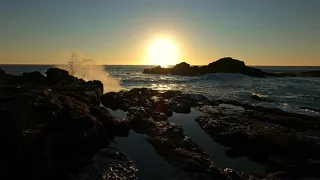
top-left (196, 103), bottom-right (320, 179)
top-left (0, 68), bottom-right (130, 180)
top-left (70, 147), bottom-right (138, 180)
top-left (144, 57), bottom-right (266, 77)
top-left (2, 65), bottom-right (319, 180)
top-left (299, 70), bottom-right (320, 77)
top-left (143, 57), bottom-right (320, 78)
top-left (129, 116), bottom-right (254, 180)
top-left (101, 88), bottom-right (211, 117)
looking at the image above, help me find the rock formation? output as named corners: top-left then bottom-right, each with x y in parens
top-left (143, 57), bottom-right (320, 78)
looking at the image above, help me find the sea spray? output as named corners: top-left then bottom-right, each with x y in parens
top-left (56, 53), bottom-right (121, 93)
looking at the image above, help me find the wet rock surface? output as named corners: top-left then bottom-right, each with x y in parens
top-left (0, 68), bottom-right (130, 180)
top-left (103, 88), bottom-right (320, 179)
top-left (196, 103), bottom-right (320, 179)
top-left (130, 118), bottom-right (254, 180)
top-left (70, 147), bottom-right (138, 180)
top-left (2, 67), bottom-right (319, 180)
top-left (101, 88), bottom-right (211, 116)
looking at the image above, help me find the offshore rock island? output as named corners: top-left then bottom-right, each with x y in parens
top-left (143, 57), bottom-right (320, 78)
top-left (0, 68), bottom-right (320, 180)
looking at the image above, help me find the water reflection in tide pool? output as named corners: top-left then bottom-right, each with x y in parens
top-left (113, 132), bottom-right (187, 180)
top-left (169, 108), bottom-right (266, 176)
top-left (109, 109), bottom-right (127, 119)
top-left (109, 109), bottom-right (188, 180)
top-left (107, 107), bottom-right (265, 177)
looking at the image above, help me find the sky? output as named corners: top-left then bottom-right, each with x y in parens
top-left (0, 0), bottom-right (319, 65)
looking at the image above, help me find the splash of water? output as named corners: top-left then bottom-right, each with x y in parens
top-left (56, 52), bottom-right (121, 93)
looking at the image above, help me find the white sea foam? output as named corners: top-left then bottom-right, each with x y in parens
top-left (56, 52), bottom-right (121, 93)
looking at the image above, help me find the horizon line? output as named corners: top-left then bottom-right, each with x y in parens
top-left (1, 63), bottom-right (320, 67)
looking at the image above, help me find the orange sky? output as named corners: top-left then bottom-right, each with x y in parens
top-left (1, 1), bottom-right (319, 66)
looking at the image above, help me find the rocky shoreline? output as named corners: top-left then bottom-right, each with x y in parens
top-left (143, 57), bottom-right (320, 78)
top-left (1, 68), bottom-right (319, 179)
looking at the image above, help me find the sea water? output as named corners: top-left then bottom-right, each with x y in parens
top-left (1, 64), bottom-right (319, 115)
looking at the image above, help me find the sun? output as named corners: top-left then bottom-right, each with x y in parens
top-left (147, 37), bottom-right (179, 67)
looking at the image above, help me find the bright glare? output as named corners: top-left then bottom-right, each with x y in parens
top-left (147, 38), bottom-right (179, 67)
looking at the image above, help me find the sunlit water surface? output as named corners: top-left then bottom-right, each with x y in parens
top-left (2, 65), bottom-right (320, 115)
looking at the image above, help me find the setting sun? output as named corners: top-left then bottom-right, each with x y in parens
top-left (147, 37), bottom-right (179, 67)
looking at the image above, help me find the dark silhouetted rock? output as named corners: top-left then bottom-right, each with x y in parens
top-left (299, 70), bottom-right (320, 77)
top-left (144, 57), bottom-right (320, 78)
top-left (22, 71), bottom-right (45, 82)
top-left (0, 68), bottom-right (5, 77)
top-left (101, 92), bottom-right (127, 110)
top-left (88, 80), bottom-right (104, 93)
top-left (0, 68), bottom-right (122, 180)
top-left (170, 62), bottom-right (198, 75)
top-left (143, 65), bottom-right (168, 74)
top-left (265, 70), bottom-right (320, 77)
top-left (143, 57), bottom-right (266, 77)
top-left (168, 101), bottom-right (192, 114)
top-left (46, 68), bottom-right (70, 82)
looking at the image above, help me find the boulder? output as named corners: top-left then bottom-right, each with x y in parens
top-left (45, 68), bottom-right (70, 82)
top-left (170, 62), bottom-right (198, 75)
top-left (90, 106), bottom-right (131, 137)
top-left (0, 68), bottom-right (116, 180)
top-left (168, 102), bottom-right (192, 114)
top-left (143, 66), bottom-right (168, 74)
top-left (101, 92), bottom-right (127, 110)
top-left (22, 71), bottom-right (45, 82)
top-left (204, 57), bottom-right (265, 77)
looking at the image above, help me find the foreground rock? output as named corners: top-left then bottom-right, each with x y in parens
top-left (129, 116), bottom-right (255, 179)
top-left (102, 88), bottom-right (320, 179)
top-left (0, 68), bottom-right (130, 180)
top-left (70, 147), bottom-right (138, 180)
top-left (196, 103), bottom-right (320, 179)
top-left (2, 66), bottom-right (319, 180)
top-left (144, 57), bottom-right (266, 77)
top-left (101, 88), bottom-right (211, 116)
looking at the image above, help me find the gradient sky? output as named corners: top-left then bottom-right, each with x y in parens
top-left (1, 0), bottom-right (319, 65)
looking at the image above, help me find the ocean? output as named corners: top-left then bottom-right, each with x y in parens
top-left (1, 64), bottom-right (319, 116)
top-left (2, 64), bottom-right (320, 178)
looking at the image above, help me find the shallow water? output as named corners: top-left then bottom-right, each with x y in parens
top-left (108, 107), bottom-right (265, 176)
top-left (109, 109), bottom-right (188, 180)
top-left (169, 108), bottom-right (266, 176)
top-left (112, 132), bottom-right (187, 180)
top-left (109, 109), bottom-right (127, 119)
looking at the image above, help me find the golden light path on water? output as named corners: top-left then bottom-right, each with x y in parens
top-left (150, 83), bottom-right (188, 91)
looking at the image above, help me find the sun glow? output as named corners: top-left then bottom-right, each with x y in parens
top-left (147, 37), bottom-right (179, 67)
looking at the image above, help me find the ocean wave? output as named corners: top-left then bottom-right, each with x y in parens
top-left (3, 65), bottom-right (319, 116)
